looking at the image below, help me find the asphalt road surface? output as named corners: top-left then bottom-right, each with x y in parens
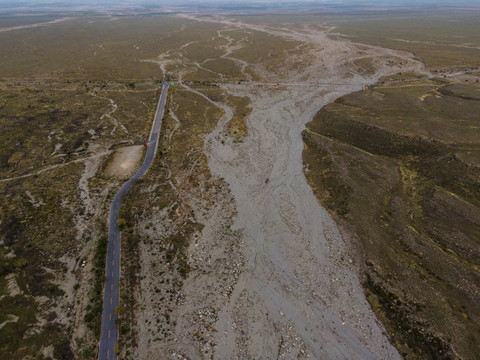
top-left (98, 85), bottom-right (169, 360)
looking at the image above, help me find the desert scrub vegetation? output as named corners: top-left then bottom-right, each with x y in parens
top-left (0, 80), bottom-right (160, 357)
top-left (159, 26), bottom-right (253, 84)
top-left (303, 76), bottom-right (480, 360)
top-left (87, 87), bottom-right (159, 142)
top-left (230, 28), bottom-right (303, 77)
top-left (0, 16), bottom-right (192, 82)
top-left (0, 15), bottom-right (264, 84)
top-left (202, 58), bottom-right (245, 80)
top-left (0, 84), bottom-right (157, 178)
top-left (0, 14), bottom-right (64, 28)
top-left (0, 83), bottom-right (124, 357)
top-left (0, 88), bottom-right (98, 359)
top-left (0, 165), bottom-right (82, 359)
top-left (162, 23), bottom-right (304, 84)
top-left (0, 87), bottom-right (107, 177)
top-left (182, 58), bottom-right (248, 83)
top-left (222, 95), bottom-right (251, 140)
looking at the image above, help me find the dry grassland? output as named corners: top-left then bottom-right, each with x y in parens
top-left (329, 12), bottom-right (480, 71)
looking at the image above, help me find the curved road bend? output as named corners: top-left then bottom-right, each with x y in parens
top-left (98, 85), bottom-right (169, 360)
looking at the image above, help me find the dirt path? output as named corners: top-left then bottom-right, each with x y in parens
top-left (136, 15), bottom-right (425, 359)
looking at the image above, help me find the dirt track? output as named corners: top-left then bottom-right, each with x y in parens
top-left (135, 16), bottom-right (425, 359)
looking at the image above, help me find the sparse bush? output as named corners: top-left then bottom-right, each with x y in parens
top-left (114, 305), bottom-right (126, 315)
top-left (117, 218), bottom-right (127, 229)
top-left (14, 257), bottom-right (27, 268)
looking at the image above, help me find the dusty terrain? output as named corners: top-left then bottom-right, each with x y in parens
top-left (130, 15), bottom-right (425, 359)
top-left (105, 145), bottom-right (143, 177)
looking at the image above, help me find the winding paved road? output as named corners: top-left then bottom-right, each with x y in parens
top-left (98, 85), bottom-right (169, 360)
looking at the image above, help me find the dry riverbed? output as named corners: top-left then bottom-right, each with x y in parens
top-left (132, 15), bottom-right (425, 359)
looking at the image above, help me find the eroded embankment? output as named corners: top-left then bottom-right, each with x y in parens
top-left (303, 77), bottom-right (480, 360)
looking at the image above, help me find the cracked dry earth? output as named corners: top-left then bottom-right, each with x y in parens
top-left (135, 17), bottom-right (425, 360)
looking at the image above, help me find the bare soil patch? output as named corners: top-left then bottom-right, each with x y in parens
top-left (105, 145), bottom-right (143, 177)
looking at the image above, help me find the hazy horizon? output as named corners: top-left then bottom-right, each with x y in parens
top-left (2, 0), bottom-right (480, 9)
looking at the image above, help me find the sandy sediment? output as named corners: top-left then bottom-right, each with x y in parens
top-left (135, 17), bottom-right (425, 360)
